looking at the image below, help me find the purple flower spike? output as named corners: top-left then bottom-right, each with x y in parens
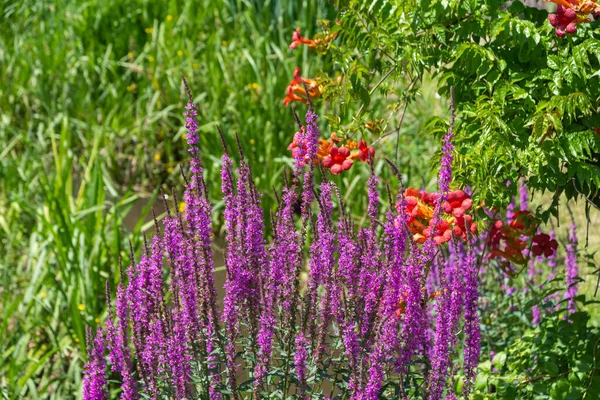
top-left (83, 327), bottom-right (108, 400)
top-left (295, 332), bottom-right (308, 399)
top-left (462, 244), bottom-right (481, 396)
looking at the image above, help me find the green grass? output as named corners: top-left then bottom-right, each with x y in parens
top-left (0, 114), bottom-right (151, 397)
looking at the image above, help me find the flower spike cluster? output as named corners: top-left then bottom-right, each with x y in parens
top-left (84, 83), bottom-right (482, 399)
top-left (83, 327), bottom-right (107, 400)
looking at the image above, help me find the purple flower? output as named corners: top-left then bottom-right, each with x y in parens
top-left (422, 90), bottom-right (455, 263)
top-left (363, 358), bottom-right (384, 399)
top-left (295, 332), bottom-right (308, 398)
top-left (254, 185), bottom-right (301, 389)
top-left (220, 154), bottom-right (246, 394)
top-left (87, 81), bottom-right (485, 400)
top-left (532, 305), bottom-right (542, 326)
top-left (309, 182), bottom-right (337, 359)
top-left (304, 108), bottom-right (320, 164)
top-left (341, 322), bottom-right (362, 393)
top-left (428, 244), bottom-right (464, 399)
top-left (519, 179), bottom-right (529, 211)
top-left (83, 327), bottom-right (107, 400)
top-left (337, 218), bottom-right (360, 310)
top-left (506, 199), bottom-right (515, 220)
top-left (184, 100), bottom-right (199, 152)
top-left (397, 255), bottom-right (429, 372)
top-left (299, 107), bottom-right (321, 218)
top-left (182, 88), bottom-right (223, 397)
top-left (462, 244), bottom-right (481, 396)
top-left (105, 276), bottom-right (138, 400)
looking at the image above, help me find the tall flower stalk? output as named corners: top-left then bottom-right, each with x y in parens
top-left (83, 327), bottom-right (107, 400)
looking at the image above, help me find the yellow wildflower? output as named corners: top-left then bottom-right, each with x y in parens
top-left (41, 292), bottom-right (47, 298)
top-left (250, 139), bottom-right (256, 145)
top-left (177, 50), bottom-right (183, 56)
top-left (166, 15), bottom-right (173, 21)
top-left (145, 27), bottom-right (154, 34)
top-left (179, 202), bottom-right (186, 213)
top-left (148, 55), bottom-right (155, 62)
top-left (127, 51), bottom-right (134, 59)
top-left (95, 318), bottom-right (100, 323)
top-left (154, 153), bottom-right (161, 161)
top-left (127, 84), bottom-right (136, 92)
top-left (78, 304), bottom-right (85, 311)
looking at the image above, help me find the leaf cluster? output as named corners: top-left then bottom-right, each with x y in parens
top-left (326, 0), bottom-right (600, 212)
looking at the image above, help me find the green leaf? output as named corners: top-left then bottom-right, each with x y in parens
top-left (492, 352), bottom-right (507, 371)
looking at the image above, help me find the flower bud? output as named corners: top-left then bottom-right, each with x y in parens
top-left (564, 8), bottom-right (576, 21)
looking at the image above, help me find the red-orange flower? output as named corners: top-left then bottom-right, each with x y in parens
top-left (489, 239), bottom-right (527, 264)
top-left (487, 212), bottom-right (539, 265)
top-left (487, 218), bottom-right (527, 263)
top-left (322, 145), bottom-right (353, 175)
top-left (283, 87), bottom-right (307, 106)
top-left (356, 139), bottom-right (375, 163)
top-left (532, 233), bottom-right (558, 257)
top-left (452, 214), bottom-right (477, 240)
top-left (442, 190), bottom-right (472, 218)
top-left (289, 27), bottom-right (339, 52)
top-left (396, 188), bottom-right (476, 245)
top-left (424, 219), bottom-right (453, 245)
top-left (546, 1), bottom-right (600, 37)
top-left (508, 211), bottom-right (536, 235)
top-left (283, 68), bottom-right (322, 106)
top-left (316, 138), bottom-right (332, 160)
top-left (395, 293), bottom-right (408, 318)
top-left (346, 139), bottom-right (357, 150)
top-left (289, 28), bottom-right (316, 49)
top-left (315, 133), bottom-right (342, 160)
